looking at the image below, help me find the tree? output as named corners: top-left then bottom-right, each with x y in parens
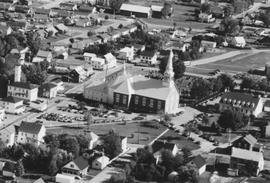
top-left (159, 56), bottom-right (186, 80)
top-left (162, 2), bottom-right (173, 18)
top-left (110, 0), bottom-right (125, 14)
top-left (101, 130), bottom-right (122, 159)
top-left (26, 31), bottom-right (41, 57)
top-left (260, 11), bottom-right (270, 28)
top-left (87, 31), bottom-right (95, 37)
top-left (15, 160), bottom-right (25, 176)
top-left (177, 165), bottom-right (198, 183)
top-left (224, 4), bottom-right (234, 17)
top-left (118, 24), bottom-right (123, 29)
top-left (78, 101), bottom-right (86, 110)
top-left (59, 135), bottom-right (80, 157)
top-left (240, 76), bottom-right (256, 90)
top-left (200, 3), bottom-right (211, 14)
top-left (220, 18), bottom-right (240, 36)
top-left (217, 74), bottom-right (235, 91)
top-left (190, 78), bottom-right (212, 100)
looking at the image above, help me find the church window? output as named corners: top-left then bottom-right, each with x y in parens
top-left (123, 96), bottom-right (127, 105)
top-left (115, 94), bottom-right (120, 103)
top-left (157, 101), bottom-right (162, 110)
top-left (135, 96), bottom-right (139, 105)
top-left (149, 99), bottom-right (154, 108)
top-left (142, 97), bottom-right (146, 106)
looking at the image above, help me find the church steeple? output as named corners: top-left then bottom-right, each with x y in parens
top-left (163, 49), bottom-right (175, 87)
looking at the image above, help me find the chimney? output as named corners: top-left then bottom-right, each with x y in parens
top-left (14, 64), bottom-right (22, 82)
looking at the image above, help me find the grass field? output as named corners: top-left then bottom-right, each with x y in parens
top-left (47, 122), bottom-right (199, 150)
top-left (189, 51), bottom-right (270, 75)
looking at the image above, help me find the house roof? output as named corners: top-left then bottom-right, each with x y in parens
top-left (120, 3), bottom-right (151, 14)
top-left (39, 83), bottom-right (57, 90)
top-left (0, 3), bottom-right (10, 10)
top-left (151, 5), bottom-right (163, 12)
top-left (152, 140), bottom-right (176, 153)
top-left (92, 57), bottom-right (105, 64)
top-left (234, 36), bottom-right (246, 43)
top-left (190, 155), bottom-right (206, 169)
top-left (220, 92), bottom-right (260, 109)
top-left (140, 50), bottom-right (155, 57)
top-left (231, 147), bottom-right (263, 162)
top-left (1, 96), bottom-right (23, 103)
top-left (55, 23), bottom-right (68, 31)
top-left (33, 178), bottom-right (45, 183)
top-left (73, 156), bottom-right (89, 170)
top-left (37, 50), bottom-right (51, 58)
top-left (34, 8), bottom-right (50, 15)
top-left (83, 52), bottom-right (96, 58)
top-left (104, 53), bottom-right (115, 61)
top-left (78, 5), bottom-right (94, 12)
top-left (19, 121), bottom-right (43, 134)
top-left (9, 82), bottom-right (38, 90)
top-left (95, 155), bottom-right (109, 163)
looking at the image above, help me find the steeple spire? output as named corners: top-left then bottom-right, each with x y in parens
top-left (163, 49), bottom-right (175, 87)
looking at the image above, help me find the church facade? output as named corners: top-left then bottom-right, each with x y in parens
top-left (83, 50), bottom-right (179, 114)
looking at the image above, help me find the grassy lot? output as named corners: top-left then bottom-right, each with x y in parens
top-left (190, 51), bottom-right (270, 74)
top-left (47, 121), bottom-right (199, 150)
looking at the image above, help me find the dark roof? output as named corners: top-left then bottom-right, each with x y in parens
top-left (78, 5), bottom-right (94, 12)
top-left (7, 21), bottom-right (27, 28)
top-left (34, 8), bottom-right (50, 15)
top-left (140, 50), bottom-right (156, 57)
top-left (73, 156), bottom-right (89, 170)
top-left (159, 49), bottom-right (171, 56)
top-left (39, 83), bottom-right (57, 90)
top-left (190, 155), bottom-right (206, 169)
top-left (2, 96), bottom-right (23, 103)
top-left (9, 82), bottom-right (38, 90)
top-left (14, 5), bottom-right (29, 13)
top-left (19, 121), bottom-right (43, 134)
top-left (0, 3), bottom-right (10, 10)
top-left (232, 134), bottom-right (257, 146)
top-left (59, 2), bottom-right (75, 7)
top-left (152, 140), bottom-right (176, 153)
top-left (265, 100), bottom-right (270, 107)
top-left (220, 92), bottom-right (260, 108)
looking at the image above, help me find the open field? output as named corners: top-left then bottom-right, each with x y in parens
top-left (188, 51), bottom-right (270, 75)
top-left (47, 122), bottom-right (199, 150)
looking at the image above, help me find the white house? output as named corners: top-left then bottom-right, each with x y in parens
top-left (83, 52), bottom-right (97, 62)
top-left (92, 155), bottom-right (110, 170)
top-left (62, 156), bottom-right (89, 176)
top-left (0, 125), bottom-right (15, 147)
top-left (0, 96), bottom-right (25, 114)
top-left (231, 36), bottom-right (246, 48)
top-left (139, 51), bottom-right (158, 65)
top-left (51, 79), bottom-right (64, 92)
top-left (55, 173), bottom-right (75, 183)
top-left (201, 40), bottom-right (217, 51)
top-left (219, 92), bottom-right (263, 117)
top-left (104, 53), bottom-right (117, 69)
top-left (152, 140), bottom-right (179, 164)
top-left (0, 107), bottom-right (5, 122)
top-left (118, 47), bottom-right (134, 61)
top-left (17, 121), bottom-right (46, 146)
top-left (198, 13), bottom-right (215, 23)
top-left (91, 57), bottom-right (106, 70)
top-left (120, 136), bottom-right (127, 152)
top-left (8, 82), bottom-right (38, 101)
top-left (29, 100), bottom-right (48, 112)
top-left (33, 50), bottom-right (53, 63)
top-left (187, 155), bottom-right (206, 175)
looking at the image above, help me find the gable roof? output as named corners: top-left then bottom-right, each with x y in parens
top-left (220, 92), bottom-right (260, 109)
top-left (231, 147), bottom-right (263, 162)
top-left (104, 53), bottom-right (115, 61)
top-left (120, 3), bottom-right (151, 14)
top-left (140, 50), bottom-right (155, 57)
top-left (152, 140), bottom-right (176, 153)
top-left (33, 178), bottom-right (45, 183)
top-left (9, 82), bottom-right (38, 90)
top-left (37, 50), bottom-right (51, 58)
top-left (73, 156), bottom-right (89, 170)
top-left (19, 121), bottom-right (43, 134)
top-left (234, 36), bottom-right (246, 43)
top-left (151, 5), bottom-right (163, 12)
top-left (34, 8), bottom-right (50, 15)
top-left (190, 155), bottom-right (206, 169)
top-left (39, 83), bottom-right (57, 90)
top-left (1, 96), bottom-right (23, 103)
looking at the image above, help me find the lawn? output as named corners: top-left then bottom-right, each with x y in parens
top-left (47, 121), bottom-right (199, 150)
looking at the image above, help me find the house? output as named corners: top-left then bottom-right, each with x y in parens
top-left (78, 5), bottom-right (96, 14)
top-left (29, 100), bottom-right (48, 112)
top-left (91, 57), bottom-right (106, 70)
top-left (92, 155), bottom-right (110, 170)
top-left (32, 50), bottom-right (52, 63)
top-left (14, 5), bottom-right (29, 13)
top-left (51, 79), bottom-right (64, 91)
top-left (75, 19), bottom-right (91, 27)
top-left (84, 50), bottom-right (180, 114)
top-left (50, 9), bottom-right (70, 18)
top-left (110, 30), bottom-right (121, 40)
top-left (34, 8), bottom-right (51, 15)
top-left (36, 29), bottom-right (48, 40)
top-left (33, 178), bottom-right (45, 183)
top-left (2, 162), bottom-right (16, 178)
top-left (230, 147), bottom-right (264, 176)
top-left (201, 40), bottom-right (217, 51)
top-left (198, 13), bottom-right (215, 23)
top-left (231, 36), bottom-right (246, 48)
top-left (17, 121), bottom-right (46, 145)
top-left (0, 3), bottom-right (11, 11)
top-left (83, 52), bottom-right (97, 62)
top-left (0, 25), bottom-right (12, 36)
top-left (55, 174), bottom-right (75, 183)
top-left (119, 28), bottom-right (130, 36)
top-left (171, 29), bottom-right (187, 39)
top-left (133, 44), bottom-right (145, 53)
top-left (8, 81), bottom-right (38, 102)
top-left (231, 134), bottom-right (263, 152)
top-left (118, 46), bottom-right (134, 61)
top-left (88, 132), bottom-right (99, 150)
top-left (139, 51), bottom-right (158, 65)
top-left (187, 155), bottom-right (206, 175)
top-left (219, 92), bottom-right (264, 117)
top-left (59, 2), bottom-right (77, 11)
top-left (62, 156), bottom-right (89, 176)
top-left (69, 65), bottom-right (94, 83)
top-left (120, 136), bottom-right (127, 152)
top-left (33, 14), bottom-right (49, 23)
top-left (104, 53), bottom-right (117, 69)
top-left (55, 23), bottom-right (68, 34)
top-left (151, 5), bottom-right (163, 18)
top-left (152, 140), bottom-right (178, 164)
top-left (0, 125), bottom-right (15, 147)
top-left (125, 24), bottom-right (137, 33)
top-left (97, 33), bottom-right (111, 43)
top-left (120, 4), bottom-right (151, 18)
top-left (0, 107), bottom-right (4, 122)
top-left (45, 24), bottom-right (58, 36)
top-left (0, 96), bottom-right (25, 114)
top-left (6, 20), bottom-right (28, 30)
top-left (38, 83), bottom-right (58, 99)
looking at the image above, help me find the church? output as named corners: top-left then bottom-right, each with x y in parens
top-left (83, 50), bottom-right (179, 114)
